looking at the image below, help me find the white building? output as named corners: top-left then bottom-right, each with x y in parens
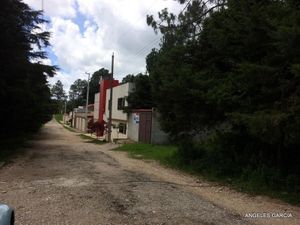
top-left (93, 93), bottom-right (100, 121)
top-left (104, 82), bottom-right (135, 140)
top-left (92, 80), bottom-right (169, 144)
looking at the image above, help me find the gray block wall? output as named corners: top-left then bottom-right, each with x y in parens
top-left (151, 110), bottom-right (169, 144)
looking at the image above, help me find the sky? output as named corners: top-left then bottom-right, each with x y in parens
top-left (23, 0), bottom-right (182, 91)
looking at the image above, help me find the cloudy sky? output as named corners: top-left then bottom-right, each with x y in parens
top-left (23, 0), bottom-right (182, 91)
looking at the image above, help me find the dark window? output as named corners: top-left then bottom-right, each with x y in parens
top-left (117, 98), bottom-right (125, 110)
top-left (119, 123), bottom-right (127, 134)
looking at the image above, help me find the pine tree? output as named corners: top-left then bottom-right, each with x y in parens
top-left (0, 0), bottom-right (57, 137)
top-left (146, 0), bottom-right (300, 181)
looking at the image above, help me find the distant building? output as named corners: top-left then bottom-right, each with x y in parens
top-left (72, 105), bottom-right (94, 132)
top-left (104, 82), bottom-right (135, 141)
top-left (127, 108), bottom-right (169, 144)
top-left (93, 79), bottom-right (169, 144)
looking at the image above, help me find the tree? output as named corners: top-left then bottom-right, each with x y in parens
top-left (146, 0), bottom-right (300, 190)
top-left (50, 80), bottom-right (66, 114)
top-left (51, 80), bottom-right (66, 100)
top-left (68, 79), bottom-right (87, 110)
top-left (87, 68), bottom-right (110, 103)
top-left (125, 73), bottom-right (153, 110)
top-left (122, 74), bottom-right (135, 83)
top-left (145, 0), bottom-right (228, 137)
top-left (0, 0), bottom-right (57, 138)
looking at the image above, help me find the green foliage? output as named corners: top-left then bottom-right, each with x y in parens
top-left (88, 68), bottom-right (110, 103)
top-left (115, 142), bottom-right (300, 204)
top-left (0, 136), bottom-right (30, 163)
top-left (51, 80), bottom-right (66, 113)
top-left (68, 79), bottom-right (88, 110)
top-left (51, 80), bottom-right (66, 100)
top-left (123, 73), bottom-right (154, 111)
top-left (122, 74), bottom-right (135, 83)
top-left (146, 0), bottom-right (300, 198)
top-left (0, 0), bottom-right (57, 139)
top-left (114, 143), bottom-right (177, 163)
top-left (54, 114), bottom-right (63, 124)
top-left (67, 68), bottom-right (109, 112)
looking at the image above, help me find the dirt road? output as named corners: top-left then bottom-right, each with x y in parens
top-left (0, 120), bottom-right (299, 225)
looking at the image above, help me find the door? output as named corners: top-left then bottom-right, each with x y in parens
top-left (138, 112), bottom-right (152, 143)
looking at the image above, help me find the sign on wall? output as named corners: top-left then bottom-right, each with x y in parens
top-left (133, 113), bottom-right (139, 124)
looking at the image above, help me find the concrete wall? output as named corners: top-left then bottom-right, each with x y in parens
top-left (75, 116), bottom-right (86, 132)
top-left (94, 93), bottom-right (100, 121)
top-left (127, 110), bottom-right (169, 144)
top-left (72, 112), bottom-right (93, 132)
top-left (151, 110), bottom-right (169, 144)
top-left (111, 120), bottom-right (128, 140)
top-left (63, 113), bottom-right (71, 124)
top-left (128, 113), bottom-right (139, 142)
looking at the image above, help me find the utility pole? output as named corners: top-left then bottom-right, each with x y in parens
top-left (85, 72), bottom-right (90, 132)
top-left (64, 99), bottom-right (67, 114)
top-left (107, 53), bottom-right (114, 142)
top-left (41, 0), bottom-right (45, 31)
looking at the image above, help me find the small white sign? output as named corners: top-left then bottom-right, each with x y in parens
top-left (133, 113), bottom-right (139, 124)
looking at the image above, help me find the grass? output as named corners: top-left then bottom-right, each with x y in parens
top-left (78, 134), bottom-right (107, 145)
top-left (54, 114), bottom-right (63, 124)
top-left (231, 177), bottom-right (300, 205)
top-left (53, 114), bottom-right (78, 133)
top-left (114, 143), bottom-right (177, 163)
top-left (114, 143), bottom-right (300, 205)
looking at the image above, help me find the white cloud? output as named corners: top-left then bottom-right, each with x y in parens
top-left (23, 0), bottom-right (76, 18)
top-left (24, 0), bottom-right (183, 92)
top-left (77, 0), bottom-right (181, 29)
top-left (49, 17), bottom-right (112, 78)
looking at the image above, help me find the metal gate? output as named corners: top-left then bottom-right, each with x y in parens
top-left (138, 111), bottom-right (152, 143)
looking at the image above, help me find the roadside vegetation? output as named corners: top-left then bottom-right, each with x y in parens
top-left (0, 0), bottom-right (56, 162)
top-left (115, 143), bottom-right (177, 163)
top-left (54, 114), bottom-right (63, 124)
top-left (0, 136), bottom-right (33, 164)
top-left (139, 0), bottom-right (300, 204)
top-left (54, 114), bottom-right (79, 133)
top-left (63, 126), bottom-right (77, 133)
top-left (78, 134), bottom-right (107, 145)
top-left (115, 143), bottom-right (300, 205)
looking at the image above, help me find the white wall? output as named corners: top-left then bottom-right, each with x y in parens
top-left (111, 125), bottom-right (128, 140)
top-left (94, 92), bottom-right (100, 121)
top-left (128, 113), bottom-right (139, 142)
top-left (103, 82), bottom-right (135, 141)
top-left (104, 82), bottom-right (134, 121)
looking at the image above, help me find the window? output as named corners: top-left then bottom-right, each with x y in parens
top-left (117, 98), bottom-right (125, 110)
top-left (118, 123), bottom-right (127, 134)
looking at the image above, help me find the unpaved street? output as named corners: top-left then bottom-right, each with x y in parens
top-left (0, 120), bottom-right (299, 225)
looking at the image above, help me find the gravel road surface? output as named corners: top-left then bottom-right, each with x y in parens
top-left (0, 119), bottom-right (299, 225)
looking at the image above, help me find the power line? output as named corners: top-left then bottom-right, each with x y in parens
top-left (135, 36), bottom-right (161, 57)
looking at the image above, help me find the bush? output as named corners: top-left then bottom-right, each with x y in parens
top-left (177, 133), bottom-right (300, 199)
top-left (88, 120), bottom-right (106, 137)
